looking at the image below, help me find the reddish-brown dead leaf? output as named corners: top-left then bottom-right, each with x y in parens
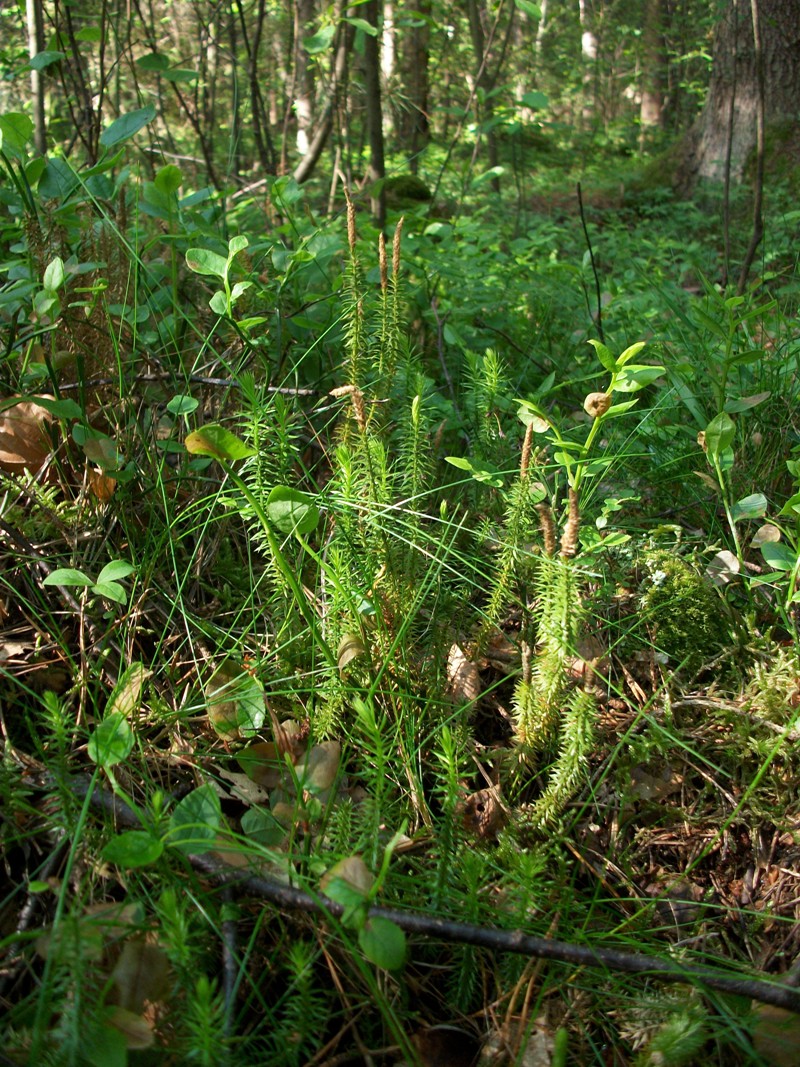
top-left (0, 399), bottom-right (54, 475)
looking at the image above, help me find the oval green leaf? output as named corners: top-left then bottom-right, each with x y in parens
top-left (267, 486), bottom-right (320, 535)
top-left (88, 711), bottom-right (134, 767)
top-left (704, 412), bottom-right (736, 459)
top-left (30, 51), bottom-right (65, 70)
top-left (43, 568), bottom-right (93, 588)
top-left (167, 783), bottom-right (221, 854)
top-left (359, 916), bottom-right (406, 971)
top-left (185, 247), bottom-right (228, 279)
top-left (761, 543), bottom-right (796, 572)
top-left (99, 105), bottom-right (156, 147)
top-left (102, 831), bottom-right (163, 868)
top-left (731, 493), bottom-right (767, 523)
top-left (184, 425), bottom-right (256, 461)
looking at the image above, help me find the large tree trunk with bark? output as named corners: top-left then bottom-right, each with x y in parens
top-left (678, 0), bottom-right (800, 188)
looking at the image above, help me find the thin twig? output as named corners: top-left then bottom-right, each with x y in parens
top-left (57, 775), bottom-right (800, 1014)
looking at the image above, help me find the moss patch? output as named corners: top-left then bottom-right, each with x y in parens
top-left (639, 550), bottom-right (731, 675)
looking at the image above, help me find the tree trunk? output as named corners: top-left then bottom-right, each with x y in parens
top-left (578, 0), bottom-right (598, 125)
top-left (639, 0), bottom-right (666, 144)
top-left (680, 0), bottom-right (800, 186)
top-left (293, 1), bottom-right (352, 185)
top-left (396, 0), bottom-right (431, 171)
top-left (26, 0), bottom-right (46, 154)
top-left (293, 0), bottom-right (316, 155)
top-left (363, 0), bottom-right (386, 225)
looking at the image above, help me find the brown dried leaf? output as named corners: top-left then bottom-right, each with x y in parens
top-left (0, 400), bottom-right (54, 475)
top-left (87, 465), bottom-right (117, 501)
top-left (338, 632), bottom-right (366, 675)
top-left (751, 1004), bottom-right (800, 1066)
top-left (751, 523), bottom-right (781, 549)
top-left (446, 643), bottom-right (481, 705)
top-left (294, 740), bottom-right (341, 793)
top-left (238, 740), bottom-right (286, 790)
top-left (110, 938), bottom-right (171, 1013)
top-left (320, 855), bottom-right (373, 897)
top-left (460, 788), bottom-right (507, 841)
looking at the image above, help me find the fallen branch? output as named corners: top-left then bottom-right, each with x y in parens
top-left (64, 775), bottom-right (800, 1013)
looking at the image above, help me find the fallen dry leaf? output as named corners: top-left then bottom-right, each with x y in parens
top-left (110, 938), bottom-right (171, 1013)
top-left (0, 399), bottom-right (54, 475)
top-left (447, 642), bottom-right (481, 705)
top-left (460, 788), bottom-right (507, 841)
top-left (751, 1004), bottom-right (800, 1066)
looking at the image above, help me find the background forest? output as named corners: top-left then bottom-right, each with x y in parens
top-left (1, 1), bottom-right (800, 1065)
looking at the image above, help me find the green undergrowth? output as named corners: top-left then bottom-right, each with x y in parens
top-left (1, 122), bottom-right (800, 1065)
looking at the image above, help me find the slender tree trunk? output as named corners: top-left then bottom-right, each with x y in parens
top-left (293, 1), bottom-right (352, 185)
top-left (397, 0), bottom-right (431, 171)
top-left (578, 0), bottom-right (598, 125)
top-left (363, 0), bottom-right (386, 224)
top-left (640, 0), bottom-right (666, 145)
top-left (26, 0), bottom-right (46, 154)
top-left (294, 0), bottom-right (315, 155)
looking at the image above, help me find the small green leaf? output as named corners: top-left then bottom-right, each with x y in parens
top-left (26, 396), bottom-right (82, 419)
top-left (613, 364), bottom-right (664, 392)
top-left (136, 53), bottom-right (169, 71)
top-left (167, 783), bottom-right (221, 854)
top-left (97, 560), bottom-right (136, 584)
top-left (358, 916), bottom-right (406, 970)
top-left (704, 413), bottom-right (736, 459)
top-left (520, 90), bottom-right (548, 109)
top-left (228, 235), bottom-right (249, 256)
top-left (444, 456), bottom-right (504, 487)
top-left (724, 391), bottom-right (771, 413)
top-left (761, 543), bottom-right (797, 572)
top-left (0, 113), bottom-right (34, 157)
top-left (185, 247), bottom-right (228, 279)
top-left (587, 338), bottom-right (616, 372)
top-left (154, 164), bottom-right (182, 195)
top-left (266, 486), bottom-right (320, 535)
top-left (88, 711), bottom-right (133, 768)
top-left (304, 25), bottom-right (336, 53)
top-left (615, 341), bottom-right (647, 367)
top-left (209, 291), bottom-right (228, 315)
top-left (99, 105), bottom-right (156, 147)
top-left (731, 493), bottom-right (767, 522)
top-left (43, 257), bottom-right (66, 291)
top-left (102, 831), bottom-right (163, 868)
top-left (230, 280), bottom-right (252, 301)
top-left (692, 307), bottom-right (727, 339)
top-left (92, 580), bottom-right (126, 603)
top-left (43, 568), bottom-right (93, 588)
top-left (75, 27), bottom-right (103, 43)
top-left (166, 394), bottom-right (198, 417)
top-left (39, 158), bottom-right (80, 199)
top-left (515, 0), bottom-right (542, 18)
top-left (29, 50), bottom-right (66, 70)
top-left (343, 16), bottom-right (379, 34)
top-left (240, 807), bottom-right (286, 848)
top-left (184, 425), bottom-right (256, 461)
